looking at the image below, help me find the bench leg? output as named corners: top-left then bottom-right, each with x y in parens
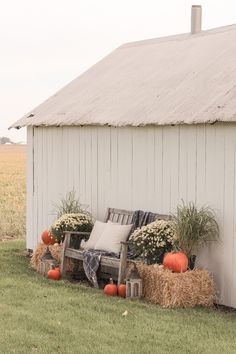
top-left (60, 233), bottom-right (71, 277)
top-left (118, 243), bottom-right (128, 286)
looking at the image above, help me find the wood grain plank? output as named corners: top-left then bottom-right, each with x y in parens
top-left (26, 127), bottom-right (34, 250)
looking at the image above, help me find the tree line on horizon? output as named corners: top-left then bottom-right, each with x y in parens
top-left (0, 136), bottom-right (24, 144)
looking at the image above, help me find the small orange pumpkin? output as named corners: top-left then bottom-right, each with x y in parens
top-left (41, 230), bottom-right (56, 245)
top-left (163, 251), bottom-right (188, 273)
top-left (47, 267), bottom-right (61, 280)
top-left (118, 284), bottom-right (126, 298)
top-left (104, 278), bottom-right (117, 296)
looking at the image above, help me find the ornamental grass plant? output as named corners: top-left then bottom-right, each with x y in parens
top-left (53, 189), bottom-right (87, 217)
top-left (172, 201), bottom-right (220, 259)
top-left (130, 220), bottom-right (175, 264)
top-left (50, 190), bottom-right (93, 243)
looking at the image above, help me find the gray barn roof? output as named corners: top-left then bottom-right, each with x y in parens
top-left (11, 24), bottom-right (236, 128)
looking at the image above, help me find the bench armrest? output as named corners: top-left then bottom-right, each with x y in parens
top-left (63, 231), bottom-right (91, 250)
top-left (63, 231), bottom-right (91, 237)
top-left (118, 240), bottom-right (133, 286)
top-left (61, 231), bottom-right (91, 276)
top-left (120, 240), bottom-right (133, 245)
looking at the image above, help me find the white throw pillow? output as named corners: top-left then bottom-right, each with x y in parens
top-left (94, 223), bottom-right (133, 254)
top-left (83, 220), bottom-right (107, 250)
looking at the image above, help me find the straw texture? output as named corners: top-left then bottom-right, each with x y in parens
top-left (31, 243), bottom-right (63, 272)
top-left (136, 263), bottom-right (215, 308)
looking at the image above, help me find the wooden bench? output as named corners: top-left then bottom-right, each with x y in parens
top-left (60, 207), bottom-right (170, 286)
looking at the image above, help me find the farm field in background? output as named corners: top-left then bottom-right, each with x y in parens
top-left (0, 145), bottom-right (26, 239)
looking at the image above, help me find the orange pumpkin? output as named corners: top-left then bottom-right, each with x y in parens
top-left (41, 230), bottom-right (56, 245)
top-left (118, 284), bottom-right (126, 298)
top-left (104, 278), bottom-right (117, 296)
top-left (163, 251), bottom-right (188, 273)
top-left (47, 267), bottom-right (61, 280)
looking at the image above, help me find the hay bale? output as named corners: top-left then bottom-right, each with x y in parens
top-left (30, 243), bottom-right (62, 272)
top-left (31, 243), bottom-right (84, 274)
top-left (136, 263), bottom-right (215, 308)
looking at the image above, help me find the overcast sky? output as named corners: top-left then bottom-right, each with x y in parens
top-left (1, 0), bottom-right (236, 142)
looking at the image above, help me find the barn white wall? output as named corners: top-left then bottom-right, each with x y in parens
top-left (27, 123), bottom-right (236, 307)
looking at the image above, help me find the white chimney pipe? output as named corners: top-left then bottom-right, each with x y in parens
top-left (191, 5), bottom-right (202, 34)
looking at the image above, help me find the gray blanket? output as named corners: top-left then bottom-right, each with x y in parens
top-left (83, 249), bottom-right (118, 287)
top-left (129, 210), bottom-right (158, 235)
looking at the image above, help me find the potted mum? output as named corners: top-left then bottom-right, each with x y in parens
top-left (50, 213), bottom-right (93, 245)
top-left (130, 220), bottom-right (175, 264)
top-left (50, 190), bottom-right (93, 246)
top-left (172, 201), bottom-right (220, 268)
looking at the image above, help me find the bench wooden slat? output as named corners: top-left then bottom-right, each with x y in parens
top-left (120, 214), bottom-right (125, 224)
top-left (114, 213), bottom-right (120, 222)
top-left (65, 248), bottom-right (83, 260)
top-left (105, 207), bottom-right (134, 225)
top-left (128, 215), bottom-right (133, 224)
top-left (106, 207), bottom-right (133, 218)
top-left (99, 256), bottom-right (120, 268)
top-left (65, 248), bottom-right (120, 268)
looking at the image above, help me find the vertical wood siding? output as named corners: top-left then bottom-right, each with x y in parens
top-left (28, 123), bottom-right (236, 307)
top-left (26, 127), bottom-right (34, 250)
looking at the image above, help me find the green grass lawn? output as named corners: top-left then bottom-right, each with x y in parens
top-left (1, 241), bottom-right (236, 354)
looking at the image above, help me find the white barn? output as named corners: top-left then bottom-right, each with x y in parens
top-left (11, 21), bottom-right (236, 307)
